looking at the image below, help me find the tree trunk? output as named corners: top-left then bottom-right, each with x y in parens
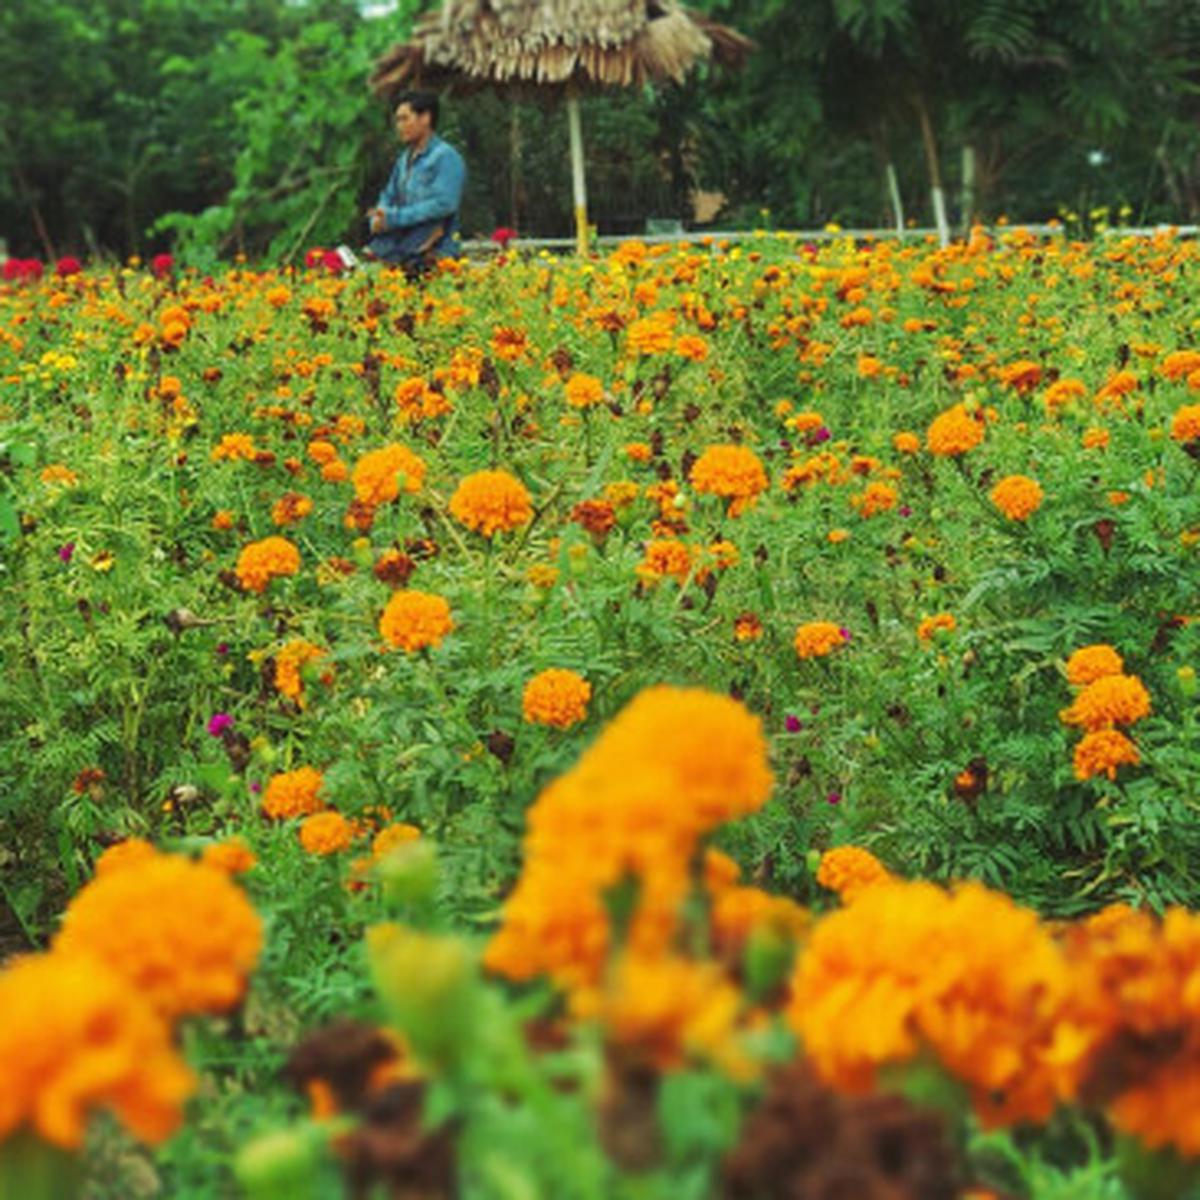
top-left (914, 91), bottom-right (949, 246)
top-left (885, 160), bottom-right (905, 237)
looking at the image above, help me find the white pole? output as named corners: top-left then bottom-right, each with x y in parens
top-left (885, 161), bottom-right (904, 238)
top-left (567, 93), bottom-right (589, 256)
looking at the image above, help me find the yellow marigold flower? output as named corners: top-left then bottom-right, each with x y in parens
top-left (605, 480), bottom-right (640, 509)
top-left (689, 444), bottom-right (768, 516)
top-left (211, 432), bottom-right (257, 462)
top-left (850, 481), bottom-right (898, 518)
top-left (789, 879), bottom-right (1073, 1125)
top-left (892, 431), bottom-right (920, 454)
top-left (351, 444), bottom-right (427, 506)
top-left (1060, 674), bottom-right (1152, 731)
top-left (523, 668), bottom-right (592, 729)
top-left (235, 536), bottom-right (300, 593)
top-left (378, 589), bottom-right (454, 653)
top-left (927, 403), bottom-right (985, 456)
top-left (372, 823), bottom-right (421, 860)
top-left (794, 621), bottom-right (847, 660)
top-left (989, 475), bottom-right (1044, 521)
top-left (40, 463), bottom-right (78, 487)
top-left (1073, 729), bottom-right (1141, 781)
top-left (827, 528), bottom-right (850, 544)
top-left (638, 537), bottom-right (693, 584)
top-left (917, 613), bottom-right (956, 642)
top-left (1065, 644), bottom-right (1124, 687)
top-left (1170, 403), bottom-right (1200, 444)
top-left (94, 838), bottom-right (158, 877)
top-left (262, 766), bottom-right (326, 820)
top-left (201, 837), bottom-right (257, 875)
top-left (0, 951), bottom-right (194, 1149)
top-left (449, 469), bottom-right (533, 537)
top-left (564, 372), bottom-right (605, 409)
top-left (55, 854), bottom-right (262, 1019)
top-left (526, 563), bottom-right (560, 589)
top-left (816, 846), bottom-right (892, 902)
top-left (274, 638), bottom-right (327, 707)
top-left (299, 811), bottom-right (353, 856)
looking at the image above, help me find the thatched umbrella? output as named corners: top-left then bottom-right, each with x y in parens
top-left (369, 1), bottom-right (752, 254)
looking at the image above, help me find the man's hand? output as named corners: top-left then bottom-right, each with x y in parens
top-left (367, 208), bottom-right (387, 235)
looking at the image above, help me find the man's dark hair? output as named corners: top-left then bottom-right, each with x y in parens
top-left (395, 90), bottom-right (439, 129)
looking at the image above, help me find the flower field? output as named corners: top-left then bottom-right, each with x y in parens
top-left (3, 229), bottom-right (1200, 1197)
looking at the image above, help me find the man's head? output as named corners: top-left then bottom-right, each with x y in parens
top-left (394, 91), bottom-right (438, 147)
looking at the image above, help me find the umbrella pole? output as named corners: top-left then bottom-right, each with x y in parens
top-left (567, 94), bottom-right (589, 256)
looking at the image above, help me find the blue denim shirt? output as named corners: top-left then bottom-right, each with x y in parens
top-left (374, 135), bottom-right (465, 256)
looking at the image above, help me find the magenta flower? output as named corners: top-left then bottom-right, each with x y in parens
top-left (785, 715), bottom-right (802, 733)
top-left (58, 542), bottom-right (75, 563)
top-left (207, 713), bottom-right (234, 737)
top-left (826, 791), bottom-right (842, 806)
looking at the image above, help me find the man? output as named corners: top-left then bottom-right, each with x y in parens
top-left (364, 91), bottom-right (465, 275)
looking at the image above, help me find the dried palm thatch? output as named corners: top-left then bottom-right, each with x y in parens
top-left (369, 0), bottom-right (753, 98)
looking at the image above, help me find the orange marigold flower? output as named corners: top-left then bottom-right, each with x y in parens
top-left (625, 441), bottom-right (652, 463)
top-left (626, 313), bottom-right (675, 355)
top-left (211, 509), bottom-right (235, 531)
top-left (638, 537), bottom-right (693, 584)
top-left (674, 334), bottom-right (710, 362)
top-left (998, 359), bottom-right (1043, 392)
top-left (271, 491), bottom-right (313, 527)
top-left (892, 432), bottom-right (920, 454)
top-left (299, 811), bottom-right (354, 856)
top-left (274, 639), bottom-right (327, 707)
top-left (850, 481), bottom-right (898, 518)
top-left (95, 838), bottom-right (159, 877)
top-left (490, 326), bottom-right (529, 362)
top-left (351, 444), bottom-right (427, 506)
top-left (262, 766), bottom-right (326, 819)
top-left (372, 823), bottom-right (421, 860)
top-left (211, 432), bottom-right (257, 462)
top-left (307, 438), bottom-right (339, 465)
top-left (788, 879), bottom-right (1073, 1125)
top-left (1081, 427), bottom-right (1110, 450)
top-left (917, 613), bottom-right (956, 642)
top-left (55, 854), bottom-right (262, 1019)
top-left (734, 612), bottom-right (764, 642)
top-left (523, 668), bottom-right (592, 729)
top-left (794, 621), bottom-right (848, 660)
top-left (1073, 729), bottom-right (1141, 781)
top-left (1065, 644), bottom-right (1124, 686)
top-left (0, 951), bottom-right (195, 1149)
top-left (927, 404), bottom-right (985, 456)
top-left (1042, 378), bottom-right (1087, 414)
top-left (1060, 674), bottom-right (1152, 731)
top-left (235, 536), bottom-right (300, 593)
top-left (201, 837), bottom-right (257, 875)
top-left (1160, 349), bottom-right (1200, 381)
top-left (572, 499), bottom-right (616, 539)
top-left (40, 463), bottom-right (78, 487)
top-left (689, 444), bottom-right (768, 515)
top-left (564, 372), bottom-right (606, 409)
top-left (449, 469), bottom-right (533, 537)
top-left (1170, 404), bottom-right (1200, 444)
top-left (816, 846), bottom-right (892, 902)
top-left (378, 589), bottom-right (454, 653)
top-left (989, 475), bottom-right (1044, 521)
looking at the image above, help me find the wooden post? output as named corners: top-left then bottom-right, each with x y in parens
top-left (567, 93), bottom-right (589, 256)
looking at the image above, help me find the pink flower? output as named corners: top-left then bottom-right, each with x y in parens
top-left (55, 256), bottom-right (82, 277)
top-left (826, 791), bottom-right (842, 805)
top-left (207, 713), bottom-right (234, 737)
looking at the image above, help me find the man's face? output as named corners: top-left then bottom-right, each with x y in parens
top-left (395, 103), bottom-right (430, 146)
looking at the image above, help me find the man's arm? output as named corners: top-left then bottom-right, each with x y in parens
top-left (381, 148), bottom-right (464, 230)
top-left (375, 156), bottom-right (404, 214)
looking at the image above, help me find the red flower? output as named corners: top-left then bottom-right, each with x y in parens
top-left (151, 253), bottom-right (174, 279)
top-left (491, 227), bottom-right (517, 248)
top-left (55, 256), bottom-right (82, 277)
top-left (321, 249), bottom-right (346, 275)
top-left (305, 247), bottom-right (327, 268)
top-left (5, 258), bottom-right (44, 283)
top-left (2, 260), bottom-right (22, 281)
